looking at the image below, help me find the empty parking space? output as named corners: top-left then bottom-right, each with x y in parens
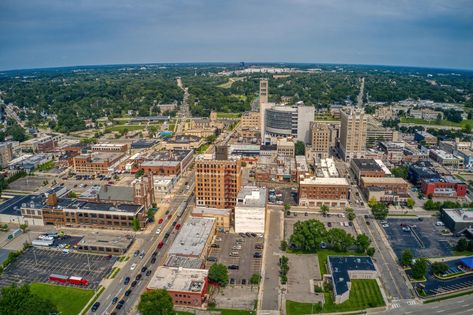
top-left (0, 248), bottom-right (114, 289)
top-left (382, 218), bottom-right (455, 258)
top-left (206, 232), bottom-right (263, 285)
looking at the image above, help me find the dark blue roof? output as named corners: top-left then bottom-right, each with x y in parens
top-left (328, 256), bottom-right (376, 296)
top-left (461, 256), bottom-right (473, 269)
top-left (0, 195), bottom-right (39, 215)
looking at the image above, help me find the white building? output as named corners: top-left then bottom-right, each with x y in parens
top-left (234, 186), bottom-right (267, 233)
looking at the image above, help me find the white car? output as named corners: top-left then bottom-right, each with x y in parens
top-left (155, 228), bottom-right (161, 235)
top-left (382, 224), bottom-right (389, 228)
top-left (130, 263), bottom-right (137, 270)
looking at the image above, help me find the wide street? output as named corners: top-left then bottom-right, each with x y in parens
top-left (378, 294), bottom-right (473, 315)
top-left (90, 172), bottom-right (195, 315)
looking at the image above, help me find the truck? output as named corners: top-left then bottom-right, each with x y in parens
top-left (49, 274), bottom-right (89, 286)
top-left (7, 228), bottom-right (22, 241)
top-left (32, 239), bottom-right (54, 247)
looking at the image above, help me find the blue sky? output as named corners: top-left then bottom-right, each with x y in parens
top-left (1, 0), bottom-right (472, 70)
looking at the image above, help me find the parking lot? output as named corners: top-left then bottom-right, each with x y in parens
top-left (206, 232), bottom-right (263, 285)
top-left (285, 212), bottom-right (357, 241)
top-left (382, 218), bottom-right (455, 259)
top-left (286, 253), bottom-right (323, 303)
top-left (0, 248), bottom-right (114, 289)
top-left (7, 176), bottom-right (52, 192)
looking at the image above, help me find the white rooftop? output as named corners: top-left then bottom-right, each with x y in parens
top-left (167, 217), bottom-right (215, 257)
top-left (300, 177), bottom-right (349, 186)
top-left (147, 266), bottom-right (208, 293)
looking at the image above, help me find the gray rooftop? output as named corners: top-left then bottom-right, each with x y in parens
top-left (167, 217), bottom-right (215, 257)
top-left (236, 186), bottom-right (268, 208)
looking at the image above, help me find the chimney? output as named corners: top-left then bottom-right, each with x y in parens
top-left (47, 193), bottom-right (58, 206)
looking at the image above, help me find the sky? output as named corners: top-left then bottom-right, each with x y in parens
top-left (1, 0), bottom-right (472, 71)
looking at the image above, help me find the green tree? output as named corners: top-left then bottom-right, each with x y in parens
top-left (295, 141), bottom-right (305, 155)
top-left (205, 134), bottom-right (217, 143)
top-left (137, 289), bottom-right (174, 315)
top-left (208, 263), bottom-right (229, 287)
top-left (366, 247), bottom-right (376, 257)
top-left (5, 125), bottom-right (27, 142)
top-left (250, 273), bottom-right (262, 285)
top-left (368, 197), bottom-right (378, 208)
top-left (431, 262), bottom-right (448, 275)
top-left (132, 218), bottom-right (141, 231)
top-left (19, 223), bottom-right (28, 233)
top-left (320, 205), bottom-right (329, 216)
top-left (401, 249), bottom-right (413, 266)
top-left (411, 258), bottom-right (428, 280)
top-left (289, 219), bottom-right (327, 252)
top-left (345, 207), bottom-right (356, 221)
top-left (391, 166), bottom-right (409, 179)
top-left (406, 198), bottom-right (415, 209)
top-left (355, 234), bottom-right (371, 253)
top-left (0, 284), bottom-right (57, 315)
top-left (284, 203), bottom-right (291, 211)
top-left (371, 202), bottom-right (389, 220)
top-left (325, 228), bottom-right (354, 252)
top-left (280, 240), bottom-right (288, 251)
top-left (135, 169), bottom-right (145, 178)
top-left (456, 238), bottom-right (469, 252)
top-left (68, 191), bottom-right (78, 198)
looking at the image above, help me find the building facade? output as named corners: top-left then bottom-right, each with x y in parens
top-left (339, 108), bottom-right (368, 161)
top-left (299, 177), bottom-right (349, 208)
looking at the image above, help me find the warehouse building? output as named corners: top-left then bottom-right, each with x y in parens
top-left (440, 208), bottom-right (473, 234)
top-left (167, 217), bottom-right (216, 259)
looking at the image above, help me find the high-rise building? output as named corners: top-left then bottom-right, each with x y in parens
top-left (0, 142), bottom-right (13, 168)
top-left (311, 122), bottom-right (332, 159)
top-left (195, 155), bottom-right (242, 209)
top-left (339, 108), bottom-right (368, 161)
top-left (259, 79), bottom-right (268, 105)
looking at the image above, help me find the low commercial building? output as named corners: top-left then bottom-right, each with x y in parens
top-left (327, 256), bottom-right (378, 304)
top-left (315, 158), bottom-right (339, 178)
top-left (429, 149), bottom-right (463, 169)
top-left (91, 143), bottom-right (129, 153)
top-left (414, 131), bottom-right (437, 145)
top-left (441, 208), bottom-right (473, 234)
top-left (135, 149), bottom-right (193, 176)
top-left (0, 194), bottom-right (44, 226)
top-left (72, 152), bottom-right (125, 174)
top-left (350, 159), bottom-right (391, 184)
top-left (421, 177), bottom-right (467, 198)
top-left (234, 186), bottom-right (267, 234)
top-left (20, 134), bottom-right (62, 153)
top-left (295, 155), bottom-right (310, 182)
top-left (360, 177), bottom-right (410, 204)
top-left (167, 217), bottom-right (216, 259)
top-left (379, 142), bottom-right (405, 164)
top-left (277, 138), bottom-right (295, 157)
top-left (192, 207), bottom-right (231, 232)
top-left (299, 177), bottom-right (349, 208)
top-left (147, 266), bottom-right (209, 308)
top-left (163, 135), bottom-right (202, 150)
top-left (154, 176), bottom-right (176, 195)
top-left (408, 161), bottom-right (439, 185)
top-left (77, 233), bottom-right (133, 255)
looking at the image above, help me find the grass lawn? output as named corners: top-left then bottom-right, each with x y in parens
top-left (175, 312), bottom-right (194, 315)
top-left (217, 112), bottom-right (242, 118)
top-left (286, 279), bottom-right (384, 314)
top-left (217, 77), bottom-right (245, 88)
top-left (453, 250), bottom-right (473, 256)
top-left (209, 308), bottom-right (253, 315)
top-left (196, 144), bottom-right (210, 154)
top-left (105, 124), bottom-right (145, 133)
top-left (30, 282), bottom-right (94, 315)
top-left (400, 117), bottom-right (473, 128)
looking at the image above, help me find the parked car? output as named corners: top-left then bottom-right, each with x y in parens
top-left (141, 266), bottom-right (147, 273)
top-left (136, 274), bottom-right (142, 281)
top-left (327, 222), bottom-right (332, 227)
top-left (175, 224), bottom-right (181, 230)
top-left (228, 265), bottom-right (239, 270)
top-left (151, 257), bottom-right (157, 264)
top-left (146, 270), bottom-right (152, 276)
top-left (112, 297), bottom-right (118, 304)
top-left (155, 228), bottom-right (161, 235)
top-left (130, 263), bottom-right (137, 271)
top-left (207, 256), bottom-right (218, 262)
top-left (91, 302), bottom-right (100, 312)
top-left (253, 252), bottom-right (262, 258)
top-left (117, 300), bottom-right (125, 310)
top-left (133, 250), bottom-right (139, 257)
top-left (158, 218), bottom-right (164, 224)
top-left (124, 277), bottom-right (130, 285)
top-left (125, 289), bottom-right (132, 297)
top-left (131, 280), bottom-right (137, 287)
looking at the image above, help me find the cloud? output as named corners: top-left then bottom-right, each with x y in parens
top-left (0, 0), bottom-right (472, 70)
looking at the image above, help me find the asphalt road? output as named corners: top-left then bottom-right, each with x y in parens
top-left (379, 294), bottom-right (473, 315)
top-left (92, 173), bottom-right (195, 315)
top-left (356, 216), bottom-right (413, 301)
top-left (260, 208), bottom-right (283, 312)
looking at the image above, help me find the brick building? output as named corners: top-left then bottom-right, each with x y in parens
top-left (350, 159), bottom-right (391, 183)
top-left (299, 177), bottom-right (349, 208)
top-left (72, 152), bottom-right (124, 174)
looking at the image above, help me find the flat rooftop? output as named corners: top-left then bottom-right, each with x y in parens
top-left (236, 186), bottom-right (267, 208)
top-left (300, 177), bottom-right (349, 186)
top-left (165, 255), bottom-right (203, 269)
top-left (352, 159), bottom-right (383, 172)
top-left (77, 233), bottom-right (133, 250)
top-left (192, 207), bottom-right (231, 216)
top-left (77, 152), bottom-right (124, 163)
top-left (443, 208), bottom-right (473, 223)
top-left (147, 266), bottom-right (208, 293)
top-left (166, 135), bottom-right (201, 144)
top-left (0, 195), bottom-right (41, 216)
top-left (167, 217), bottom-right (215, 257)
top-left (361, 177), bottom-right (408, 185)
top-left (328, 256), bottom-right (376, 296)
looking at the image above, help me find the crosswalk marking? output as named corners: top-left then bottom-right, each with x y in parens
top-left (391, 303), bottom-right (400, 309)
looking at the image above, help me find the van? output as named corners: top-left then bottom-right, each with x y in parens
top-left (436, 221), bottom-right (445, 226)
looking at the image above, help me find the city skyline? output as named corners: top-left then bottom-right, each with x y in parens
top-left (1, 0), bottom-right (472, 71)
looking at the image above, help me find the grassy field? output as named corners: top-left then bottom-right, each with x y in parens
top-left (105, 124), bottom-right (145, 133)
top-left (400, 117), bottom-right (473, 128)
top-left (217, 77), bottom-right (245, 88)
top-left (209, 308), bottom-right (253, 315)
top-left (30, 283), bottom-right (94, 315)
top-left (196, 144), bottom-right (210, 154)
top-left (217, 112), bottom-right (242, 119)
top-left (286, 279), bottom-right (384, 314)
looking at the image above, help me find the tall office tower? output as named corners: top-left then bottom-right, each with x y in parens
top-left (195, 155), bottom-right (242, 209)
top-left (339, 107), bottom-right (368, 161)
top-left (259, 79), bottom-right (268, 105)
top-left (311, 122), bottom-right (331, 159)
top-left (259, 79), bottom-right (271, 143)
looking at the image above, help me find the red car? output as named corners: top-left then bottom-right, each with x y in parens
top-left (175, 224), bottom-right (181, 230)
top-left (158, 241), bottom-right (164, 249)
top-left (158, 218), bottom-right (164, 224)
top-left (167, 214), bottom-right (172, 220)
